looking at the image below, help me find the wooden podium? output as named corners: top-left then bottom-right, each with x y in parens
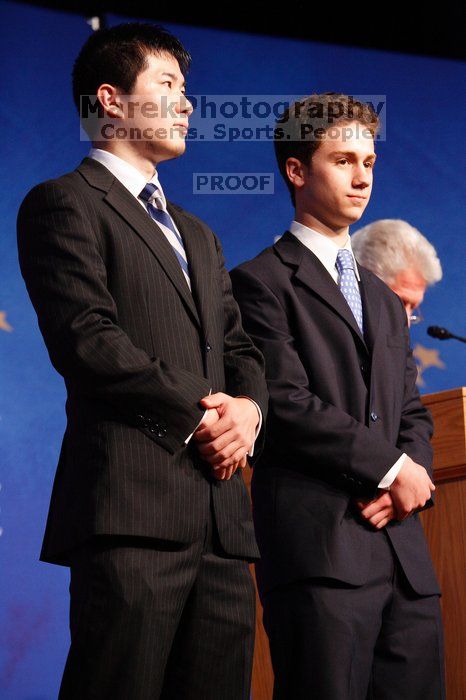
top-left (245, 387), bottom-right (466, 700)
top-left (420, 387), bottom-right (466, 700)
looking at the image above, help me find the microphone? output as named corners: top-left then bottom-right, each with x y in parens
top-left (427, 326), bottom-right (466, 344)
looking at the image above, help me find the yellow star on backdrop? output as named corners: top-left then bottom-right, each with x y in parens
top-left (0, 311), bottom-right (13, 332)
top-left (413, 343), bottom-right (446, 387)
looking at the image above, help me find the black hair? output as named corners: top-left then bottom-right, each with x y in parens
top-left (72, 22), bottom-right (191, 112)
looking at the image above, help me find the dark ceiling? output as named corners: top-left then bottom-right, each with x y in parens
top-left (17, 0), bottom-right (466, 61)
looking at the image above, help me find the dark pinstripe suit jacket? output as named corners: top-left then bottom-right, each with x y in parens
top-left (17, 157), bottom-right (267, 565)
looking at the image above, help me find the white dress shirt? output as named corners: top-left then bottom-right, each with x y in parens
top-left (289, 220), bottom-right (405, 489)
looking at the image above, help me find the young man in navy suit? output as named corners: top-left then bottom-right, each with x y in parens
top-left (231, 93), bottom-right (444, 699)
top-left (18, 23), bottom-right (267, 700)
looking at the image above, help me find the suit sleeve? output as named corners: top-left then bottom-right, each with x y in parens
top-left (394, 298), bottom-right (434, 473)
top-left (394, 295), bottom-right (434, 508)
top-left (231, 265), bottom-right (404, 493)
top-left (17, 181), bottom-right (210, 454)
top-left (214, 235), bottom-right (268, 456)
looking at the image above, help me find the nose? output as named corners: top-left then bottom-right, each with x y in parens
top-left (352, 162), bottom-right (371, 188)
top-left (177, 94), bottom-right (193, 117)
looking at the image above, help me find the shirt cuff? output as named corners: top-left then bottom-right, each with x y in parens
top-left (185, 409), bottom-right (208, 445)
top-left (378, 453), bottom-right (407, 489)
top-left (185, 388), bottom-right (212, 444)
top-left (236, 396), bottom-right (263, 458)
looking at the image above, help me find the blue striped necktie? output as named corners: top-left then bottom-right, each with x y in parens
top-left (335, 249), bottom-right (364, 334)
top-left (139, 182), bottom-right (191, 289)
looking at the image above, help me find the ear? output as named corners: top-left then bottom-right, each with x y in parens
top-left (96, 83), bottom-right (124, 118)
top-left (285, 157), bottom-right (308, 191)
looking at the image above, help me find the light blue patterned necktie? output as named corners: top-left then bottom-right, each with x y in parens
top-left (335, 249), bottom-right (364, 334)
top-left (139, 182), bottom-right (191, 289)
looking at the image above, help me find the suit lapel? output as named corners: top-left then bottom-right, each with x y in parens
top-left (77, 158), bottom-right (201, 329)
top-left (275, 232), bottom-right (369, 353)
top-left (168, 203), bottom-right (213, 338)
top-left (358, 267), bottom-right (382, 352)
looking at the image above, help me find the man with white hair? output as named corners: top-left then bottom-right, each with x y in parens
top-left (351, 219), bottom-right (442, 325)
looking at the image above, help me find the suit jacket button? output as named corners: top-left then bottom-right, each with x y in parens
top-left (151, 423), bottom-right (167, 438)
top-left (137, 414), bottom-right (149, 428)
top-left (370, 411), bottom-right (379, 422)
top-left (206, 342), bottom-right (212, 352)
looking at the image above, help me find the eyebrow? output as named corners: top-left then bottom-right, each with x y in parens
top-left (161, 71), bottom-right (186, 88)
top-left (332, 151), bottom-right (377, 161)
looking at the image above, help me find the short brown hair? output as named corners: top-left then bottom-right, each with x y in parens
top-left (274, 92), bottom-right (380, 205)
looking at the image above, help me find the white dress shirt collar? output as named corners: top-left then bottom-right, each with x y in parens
top-left (88, 148), bottom-right (166, 208)
top-left (289, 220), bottom-right (360, 283)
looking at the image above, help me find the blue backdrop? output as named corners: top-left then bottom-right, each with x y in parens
top-left (1, 1), bottom-right (465, 696)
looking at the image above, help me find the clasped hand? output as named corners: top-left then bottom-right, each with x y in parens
top-left (193, 393), bottom-right (259, 481)
top-left (356, 456), bottom-right (435, 529)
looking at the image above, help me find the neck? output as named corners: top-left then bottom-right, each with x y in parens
top-left (92, 142), bottom-right (156, 180)
top-left (294, 210), bottom-right (350, 247)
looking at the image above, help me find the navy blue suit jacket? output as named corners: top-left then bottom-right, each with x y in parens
top-left (231, 231), bottom-right (439, 597)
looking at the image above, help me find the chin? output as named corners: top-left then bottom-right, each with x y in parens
top-left (169, 137), bottom-right (187, 155)
top-left (153, 140), bottom-right (187, 163)
top-left (345, 209), bottom-right (365, 225)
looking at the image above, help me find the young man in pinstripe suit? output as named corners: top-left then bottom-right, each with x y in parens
top-left (17, 23), bottom-right (267, 700)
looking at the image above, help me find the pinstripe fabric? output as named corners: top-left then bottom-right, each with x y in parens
top-left (17, 157), bottom-right (267, 697)
top-left (17, 157), bottom-right (267, 565)
top-left (59, 526), bottom-right (255, 699)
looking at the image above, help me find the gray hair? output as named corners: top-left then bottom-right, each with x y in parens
top-left (351, 219), bottom-right (442, 286)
